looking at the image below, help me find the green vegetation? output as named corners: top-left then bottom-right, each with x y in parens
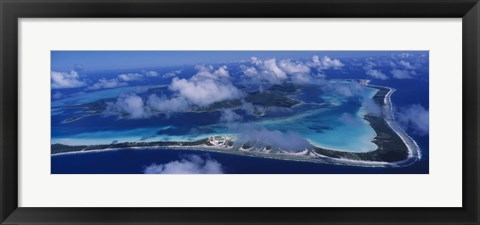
top-left (59, 98), bottom-right (115, 124)
top-left (52, 138), bottom-right (210, 154)
top-left (199, 99), bottom-right (242, 111)
top-left (267, 83), bottom-right (298, 93)
top-left (245, 90), bottom-right (299, 108)
top-left (61, 116), bottom-right (85, 124)
top-left (51, 144), bottom-right (87, 154)
top-left (81, 98), bottom-right (115, 114)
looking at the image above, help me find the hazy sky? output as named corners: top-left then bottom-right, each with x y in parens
top-left (50, 51), bottom-right (421, 72)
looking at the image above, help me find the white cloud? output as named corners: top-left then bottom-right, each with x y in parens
top-left (242, 58), bottom-right (288, 83)
top-left (278, 59), bottom-right (310, 74)
top-left (311, 55), bottom-right (344, 69)
top-left (87, 78), bottom-right (127, 90)
top-left (240, 65), bottom-right (258, 77)
top-left (291, 73), bottom-right (312, 84)
top-left (213, 65), bottom-right (229, 77)
top-left (388, 60), bottom-right (397, 68)
top-left (143, 154), bottom-right (224, 174)
top-left (170, 78), bottom-right (242, 107)
top-left (366, 69), bottom-right (388, 80)
top-left (399, 53), bottom-right (412, 59)
top-left (398, 60), bottom-right (415, 69)
top-left (106, 94), bottom-right (148, 119)
top-left (51, 70), bottom-right (86, 89)
top-left (105, 65), bottom-right (242, 118)
top-left (118, 73), bottom-right (143, 81)
top-left (250, 56), bottom-right (262, 65)
top-left (362, 98), bottom-right (382, 116)
top-left (146, 94), bottom-right (190, 113)
top-left (144, 70), bottom-right (159, 77)
top-left (362, 59), bottom-right (390, 80)
top-left (260, 59), bottom-right (288, 82)
top-left (169, 65), bottom-right (243, 107)
top-left (237, 126), bottom-right (311, 152)
top-left (240, 100), bottom-right (265, 116)
top-left (242, 56), bottom-right (339, 84)
top-left (162, 69), bottom-right (182, 78)
top-left (52, 91), bottom-right (63, 99)
top-left (329, 81), bottom-right (363, 97)
top-left (219, 109), bottom-right (242, 123)
top-left (246, 128), bottom-right (311, 152)
top-left (313, 73), bottom-right (327, 79)
top-left (277, 59), bottom-right (313, 84)
top-left (193, 65), bottom-right (230, 80)
top-left (391, 69), bottom-right (414, 79)
top-left (363, 60), bottom-right (377, 70)
top-left (338, 113), bottom-right (362, 125)
top-left (396, 104), bottom-right (429, 136)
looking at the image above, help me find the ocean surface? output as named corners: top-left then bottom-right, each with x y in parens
top-left (51, 148), bottom-right (428, 174)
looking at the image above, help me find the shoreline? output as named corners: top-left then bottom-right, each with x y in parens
top-left (368, 84), bottom-right (421, 166)
top-left (51, 144), bottom-right (393, 168)
top-left (310, 83), bottom-right (420, 166)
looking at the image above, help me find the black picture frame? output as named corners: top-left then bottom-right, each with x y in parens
top-left (1, 0), bottom-right (479, 224)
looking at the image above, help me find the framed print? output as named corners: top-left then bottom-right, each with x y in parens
top-left (1, 0), bottom-right (479, 224)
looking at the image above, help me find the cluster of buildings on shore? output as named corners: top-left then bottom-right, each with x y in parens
top-left (207, 135), bottom-right (233, 148)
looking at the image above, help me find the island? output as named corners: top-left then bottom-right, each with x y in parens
top-left (52, 79), bottom-right (421, 167)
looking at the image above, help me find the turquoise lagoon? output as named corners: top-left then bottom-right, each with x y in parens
top-left (51, 82), bottom-right (379, 153)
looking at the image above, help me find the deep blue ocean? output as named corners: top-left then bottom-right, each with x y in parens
top-left (51, 147), bottom-right (428, 174)
top-left (51, 54), bottom-right (429, 174)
